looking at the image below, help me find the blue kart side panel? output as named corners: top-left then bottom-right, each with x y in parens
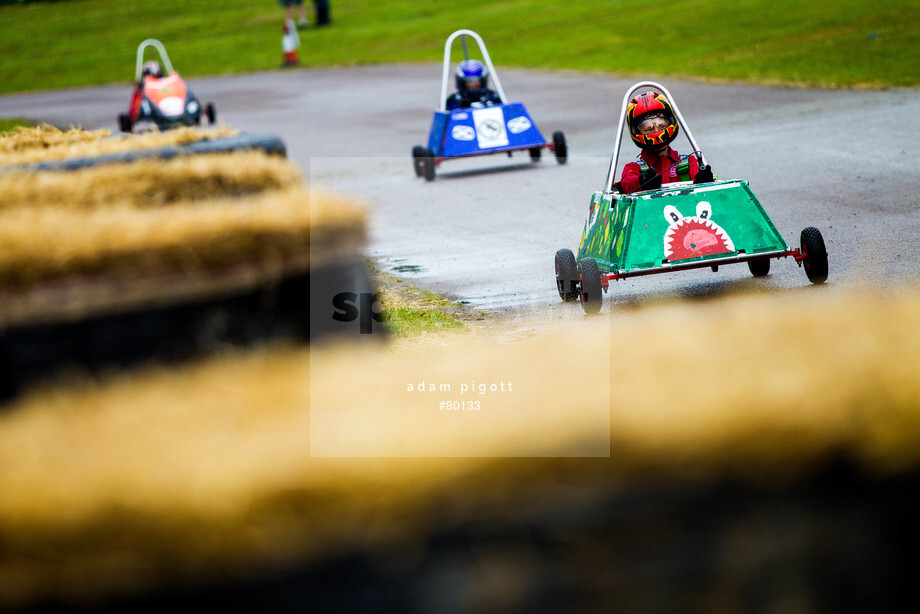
top-left (427, 113), bottom-right (449, 155)
top-left (427, 102), bottom-right (547, 158)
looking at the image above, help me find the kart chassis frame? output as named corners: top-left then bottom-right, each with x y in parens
top-left (135, 39), bottom-right (176, 81)
top-left (430, 29), bottom-right (560, 164)
top-left (597, 81), bottom-right (800, 283)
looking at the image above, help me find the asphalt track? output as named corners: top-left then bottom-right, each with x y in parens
top-left (3, 66), bottom-right (919, 314)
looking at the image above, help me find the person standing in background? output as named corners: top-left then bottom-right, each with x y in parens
top-left (313, 0), bottom-right (331, 27)
top-left (279, 0), bottom-right (309, 30)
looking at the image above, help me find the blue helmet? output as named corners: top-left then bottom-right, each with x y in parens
top-left (455, 60), bottom-right (489, 93)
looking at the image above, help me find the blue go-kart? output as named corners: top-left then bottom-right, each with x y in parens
top-left (412, 29), bottom-right (567, 181)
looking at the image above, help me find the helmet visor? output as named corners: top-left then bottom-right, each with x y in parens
top-left (636, 114), bottom-right (671, 135)
top-left (461, 77), bottom-right (484, 90)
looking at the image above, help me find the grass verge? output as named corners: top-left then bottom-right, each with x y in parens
top-left (0, 0), bottom-right (917, 95)
top-left (0, 118), bottom-right (34, 133)
top-left (371, 261), bottom-right (489, 339)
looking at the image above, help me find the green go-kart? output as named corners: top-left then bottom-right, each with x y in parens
top-left (555, 81), bottom-right (829, 314)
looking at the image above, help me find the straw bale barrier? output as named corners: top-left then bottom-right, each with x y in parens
top-left (0, 125), bottom-right (236, 167)
top-left (0, 287), bottom-right (917, 611)
top-left (0, 151), bottom-right (302, 211)
top-left (0, 126), bottom-right (368, 399)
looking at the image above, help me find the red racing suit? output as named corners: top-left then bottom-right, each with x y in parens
top-left (617, 147), bottom-right (699, 194)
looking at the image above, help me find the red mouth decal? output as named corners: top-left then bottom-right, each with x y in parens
top-left (664, 218), bottom-right (735, 261)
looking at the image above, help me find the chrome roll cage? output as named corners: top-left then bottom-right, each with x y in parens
top-left (439, 29), bottom-right (508, 112)
top-left (604, 81), bottom-right (707, 193)
top-left (135, 39), bottom-right (175, 82)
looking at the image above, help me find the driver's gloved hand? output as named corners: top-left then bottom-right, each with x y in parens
top-left (639, 168), bottom-right (661, 190)
top-left (694, 165), bottom-right (714, 184)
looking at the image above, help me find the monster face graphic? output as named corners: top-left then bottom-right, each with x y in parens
top-left (663, 201), bottom-right (735, 261)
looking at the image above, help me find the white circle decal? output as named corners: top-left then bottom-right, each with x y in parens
top-left (158, 96), bottom-right (185, 117)
top-left (451, 125), bottom-right (475, 141)
top-left (507, 116), bottom-right (532, 134)
top-left (477, 119), bottom-right (502, 138)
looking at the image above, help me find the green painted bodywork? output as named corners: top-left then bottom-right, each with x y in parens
top-left (576, 180), bottom-right (787, 273)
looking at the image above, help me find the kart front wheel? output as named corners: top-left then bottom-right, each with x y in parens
top-left (118, 113), bottom-right (132, 133)
top-left (412, 145), bottom-right (426, 177)
top-left (748, 258), bottom-right (771, 277)
top-left (206, 103), bottom-right (216, 125)
top-left (578, 257), bottom-right (603, 314)
top-left (552, 131), bottom-right (567, 165)
top-left (554, 248), bottom-right (578, 302)
top-left (801, 227), bottom-right (828, 284)
top-left (422, 148), bottom-right (436, 182)
top-left (529, 147), bottom-right (541, 162)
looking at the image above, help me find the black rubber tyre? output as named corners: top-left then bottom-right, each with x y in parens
top-left (578, 257), bottom-right (603, 314)
top-left (118, 113), bottom-right (132, 133)
top-left (552, 131), bottom-right (567, 165)
top-left (412, 145), bottom-right (426, 177)
top-left (748, 258), bottom-right (771, 277)
top-left (801, 226), bottom-right (828, 284)
top-left (554, 248), bottom-right (578, 302)
top-left (529, 147), bottom-right (541, 162)
top-left (422, 148), bottom-right (436, 182)
top-left (206, 103), bottom-right (216, 125)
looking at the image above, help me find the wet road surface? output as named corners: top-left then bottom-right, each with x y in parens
top-left (3, 66), bottom-right (918, 314)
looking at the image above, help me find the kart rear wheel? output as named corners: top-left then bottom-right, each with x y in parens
top-left (748, 258), bottom-right (771, 277)
top-left (422, 148), bottom-right (436, 182)
top-left (412, 145), bottom-right (426, 177)
top-left (801, 226), bottom-right (828, 284)
top-left (529, 147), bottom-right (541, 162)
top-left (206, 103), bottom-right (216, 125)
top-left (578, 257), bottom-right (603, 314)
top-left (552, 131), bottom-right (567, 165)
top-left (118, 113), bottom-right (132, 133)
top-left (554, 248), bottom-right (578, 302)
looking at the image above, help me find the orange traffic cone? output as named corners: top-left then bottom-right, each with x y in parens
top-left (282, 19), bottom-right (300, 66)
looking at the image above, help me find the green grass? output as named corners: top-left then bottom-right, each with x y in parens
top-left (0, 0), bottom-right (917, 95)
top-left (370, 263), bottom-right (478, 337)
top-left (381, 305), bottom-right (465, 337)
top-left (379, 284), bottom-right (469, 337)
top-left (0, 118), bottom-right (34, 132)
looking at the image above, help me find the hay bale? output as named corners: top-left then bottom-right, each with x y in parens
top-left (0, 125), bottom-right (236, 167)
top-left (0, 287), bottom-right (918, 611)
top-left (0, 127), bottom-right (369, 399)
top-left (0, 181), bottom-right (363, 322)
top-left (0, 151), bottom-right (302, 211)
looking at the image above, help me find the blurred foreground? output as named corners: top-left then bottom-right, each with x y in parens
top-left (2, 284), bottom-right (919, 612)
top-left (2, 125), bottom-right (917, 612)
top-left (0, 125), bottom-right (362, 398)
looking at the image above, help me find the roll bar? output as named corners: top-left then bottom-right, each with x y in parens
top-left (439, 29), bottom-right (508, 112)
top-left (604, 81), bottom-right (707, 193)
top-left (135, 39), bottom-right (175, 81)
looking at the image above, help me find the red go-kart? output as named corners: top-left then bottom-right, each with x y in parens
top-left (118, 39), bottom-right (215, 133)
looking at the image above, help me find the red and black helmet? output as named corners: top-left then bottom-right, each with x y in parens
top-left (142, 60), bottom-right (163, 79)
top-left (626, 91), bottom-right (679, 151)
